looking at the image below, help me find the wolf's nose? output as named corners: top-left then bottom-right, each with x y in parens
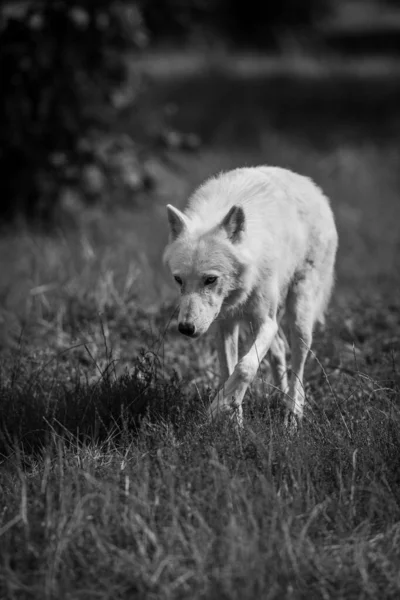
top-left (178, 322), bottom-right (196, 337)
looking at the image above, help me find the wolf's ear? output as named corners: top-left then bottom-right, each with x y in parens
top-left (166, 204), bottom-right (188, 241)
top-left (220, 205), bottom-right (245, 243)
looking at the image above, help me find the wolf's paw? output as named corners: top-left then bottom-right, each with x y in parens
top-left (284, 409), bottom-right (302, 434)
top-left (207, 393), bottom-right (243, 427)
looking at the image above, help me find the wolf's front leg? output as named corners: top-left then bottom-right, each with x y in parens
top-left (215, 319), bottom-right (239, 385)
top-left (208, 317), bottom-right (278, 425)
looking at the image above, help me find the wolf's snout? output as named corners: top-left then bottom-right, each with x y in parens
top-left (178, 322), bottom-right (196, 337)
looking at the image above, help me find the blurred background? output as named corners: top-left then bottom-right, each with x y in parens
top-left (1, 0), bottom-right (399, 382)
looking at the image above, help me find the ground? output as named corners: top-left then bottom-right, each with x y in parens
top-left (0, 52), bottom-right (400, 599)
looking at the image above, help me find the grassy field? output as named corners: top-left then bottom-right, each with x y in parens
top-left (1, 54), bottom-right (400, 599)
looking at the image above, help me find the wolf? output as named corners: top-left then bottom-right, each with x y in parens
top-left (163, 167), bottom-right (338, 427)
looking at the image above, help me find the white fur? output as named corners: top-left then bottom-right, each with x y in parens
top-left (163, 166), bottom-right (338, 426)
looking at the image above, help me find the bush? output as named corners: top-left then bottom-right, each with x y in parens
top-left (0, 0), bottom-right (146, 221)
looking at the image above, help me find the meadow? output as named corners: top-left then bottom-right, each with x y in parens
top-left (1, 53), bottom-right (400, 599)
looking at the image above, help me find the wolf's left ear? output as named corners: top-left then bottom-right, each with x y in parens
top-left (166, 204), bottom-right (188, 241)
top-left (220, 205), bottom-right (245, 243)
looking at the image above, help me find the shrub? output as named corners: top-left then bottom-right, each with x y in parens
top-left (0, 0), bottom-right (146, 221)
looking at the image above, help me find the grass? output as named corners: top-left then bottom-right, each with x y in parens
top-left (1, 53), bottom-right (400, 599)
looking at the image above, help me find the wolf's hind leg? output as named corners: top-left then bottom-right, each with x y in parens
top-left (285, 274), bottom-right (317, 425)
top-left (269, 330), bottom-right (289, 393)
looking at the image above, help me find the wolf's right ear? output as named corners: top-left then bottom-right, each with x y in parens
top-left (166, 204), bottom-right (188, 241)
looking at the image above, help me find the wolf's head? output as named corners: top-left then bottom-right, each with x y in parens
top-left (163, 204), bottom-right (248, 338)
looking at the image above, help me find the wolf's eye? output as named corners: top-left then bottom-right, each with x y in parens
top-left (204, 276), bottom-right (217, 286)
top-left (174, 275), bottom-right (183, 285)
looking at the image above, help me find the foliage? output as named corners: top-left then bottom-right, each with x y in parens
top-left (0, 0), bottom-right (146, 221)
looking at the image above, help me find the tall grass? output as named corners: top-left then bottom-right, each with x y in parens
top-left (1, 366), bottom-right (400, 598)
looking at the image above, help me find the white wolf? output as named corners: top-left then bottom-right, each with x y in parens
top-left (163, 167), bottom-right (338, 426)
